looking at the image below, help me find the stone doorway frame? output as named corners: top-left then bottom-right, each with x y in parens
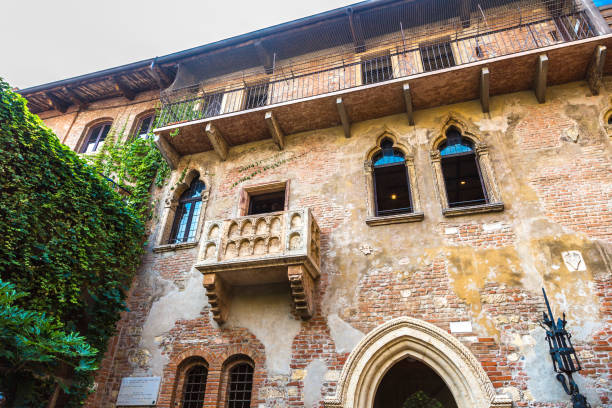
top-left (324, 317), bottom-right (512, 408)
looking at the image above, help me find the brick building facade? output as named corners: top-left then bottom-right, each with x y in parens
top-left (19, 0), bottom-right (612, 406)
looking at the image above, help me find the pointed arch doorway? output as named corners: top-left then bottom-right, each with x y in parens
top-left (324, 317), bottom-right (511, 408)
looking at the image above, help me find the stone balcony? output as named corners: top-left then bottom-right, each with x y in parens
top-left (194, 208), bottom-right (321, 324)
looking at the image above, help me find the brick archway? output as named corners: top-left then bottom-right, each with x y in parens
top-left (324, 317), bottom-right (512, 408)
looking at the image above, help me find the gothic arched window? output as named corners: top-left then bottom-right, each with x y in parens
top-left (438, 127), bottom-right (486, 208)
top-left (168, 176), bottom-right (206, 244)
top-left (81, 121), bottom-right (112, 153)
top-left (181, 365), bottom-right (208, 408)
top-left (372, 138), bottom-right (413, 216)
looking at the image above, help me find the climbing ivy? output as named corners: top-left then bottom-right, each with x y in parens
top-left (0, 77), bottom-right (167, 406)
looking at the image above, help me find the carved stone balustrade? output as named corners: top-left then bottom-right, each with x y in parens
top-left (195, 208), bottom-right (321, 324)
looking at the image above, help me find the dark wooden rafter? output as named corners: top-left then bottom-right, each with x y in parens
top-left (480, 67), bottom-right (490, 113)
top-left (460, 0), bottom-right (471, 28)
top-left (347, 8), bottom-right (366, 53)
top-left (150, 60), bottom-right (173, 89)
top-left (62, 86), bottom-right (88, 109)
top-left (45, 92), bottom-right (70, 113)
top-left (534, 54), bottom-right (548, 103)
top-left (402, 83), bottom-right (415, 125)
top-left (112, 76), bottom-right (136, 100)
top-left (336, 97), bottom-right (351, 138)
top-left (265, 111), bottom-right (286, 148)
top-left (254, 41), bottom-right (275, 74)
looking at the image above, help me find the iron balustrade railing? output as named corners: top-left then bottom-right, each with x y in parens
top-left (156, 10), bottom-right (594, 129)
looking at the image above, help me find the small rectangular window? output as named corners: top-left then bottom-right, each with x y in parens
top-left (248, 190), bottom-right (285, 215)
top-left (244, 82), bottom-right (269, 109)
top-left (361, 52), bottom-right (394, 85)
top-left (420, 41), bottom-right (456, 72)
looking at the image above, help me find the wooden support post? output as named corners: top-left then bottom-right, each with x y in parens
top-left (45, 92), bottom-right (69, 113)
top-left (402, 83), bottom-right (415, 125)
top-left (112, 76), bottom-right (136, 100)
top-left (205, 122), bottom-right (229, 160)
top-left (153, 134), bottom-right (180, 170)
top-left (336, 97), bottom-right (351, 138)
top-left (62, 87), bottom-right (88, 109)
top-left (534, 54), bottom-right (548, 104)
top-left (264, 111), bottom-right (285, 149)
top-left (480, 67), bottom-right (490, 113)
top-left (587, 45), bottom-right (607, 96)
top-left (460, 0), bottom-right (471, 28)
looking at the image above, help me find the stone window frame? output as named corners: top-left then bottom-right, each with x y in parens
top-left (238, 180), bottom-right (290, 217)
top-left (429, 115), bottom-right (503, 217)
top-left (154, 168), bottom-right (211, 252)
top-left (218, 354), bottom-right (257, 408)
top-left (171, 356), bottom-right (209, 408)
top-left (75, 117), bottom-right (114, 154)
top-left (364, 131), bottom-right (424, 226)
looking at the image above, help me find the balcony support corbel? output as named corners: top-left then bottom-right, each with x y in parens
top-left (587, 45), bottom-right (607, 96)
top-left (402, 83), bottom-right (415, 125)
top-left (480, 67), bottom-right (490, 113)
top-left (534, 54), bottom-right (548, 104)
top-left (45, 92), bottom-right (70, 113)
top-left (205, 122), bottom-right (229, 160)
top-left (203, 273), bottom-right (230, 324)
top-left (336, 97), bottom-right (351, 138)
top-left (288, 265), bottom-right (315, 319)
top-left (154, 134), bottom-right (180, 170)
top-left (265, 111), bottom-right (285, 149)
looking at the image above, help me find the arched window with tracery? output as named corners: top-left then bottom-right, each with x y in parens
top-left (372, 138), bottom-right (412, 216)
top-left (168, 176), bottom-right (206, 244)
top-left (430, 120), bottom-right (503, 216)
top-left (438, 127), bottom-right (486, 208)
top-left (227, 362), bottom-right (254, 408)
top-left (364, 135), bottom-right (423, 226)
top-left (181, 365), bottom-right (208, 408)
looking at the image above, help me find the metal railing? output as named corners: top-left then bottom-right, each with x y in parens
top-left (156, 10), bottom-right (594, 128)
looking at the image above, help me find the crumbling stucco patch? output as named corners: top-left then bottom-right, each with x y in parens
top-left (303, 359), bottom-right (327, 408)
top-left (327, 314), bottom-right (365, 353)
top-left (141, 270), bottom-right (208, 375)
top-left (226, 284), bottom-right (301, 375)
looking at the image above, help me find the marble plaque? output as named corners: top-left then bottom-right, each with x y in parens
top-left (116, 377), bottom-right (161, 406)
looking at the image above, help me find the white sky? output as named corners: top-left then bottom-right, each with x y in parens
top-left (1, 0), bottom-right (356, 89)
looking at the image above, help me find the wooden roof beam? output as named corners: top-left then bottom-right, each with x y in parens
top-left (45, 92), bottom-right (70, 113)
top-left (402, 83), bottom-right (415, 125)
top-left (534, 54), bottom-right (548, 103)
top-left (336, 97), bottom-right (351, 138)
top-left (62, 87), bottom-right (88, 109)
top-left (205, 122), bottom-right (229, 160)
top-left (150, 61), bottom-right (173, 89)
top-left (265, 111), bottom-right (286, 149)
top-left (254, 41), bottom-right (274, 74)
top-left (480, 67), bottom-right (490, 113)
top-left (587, 45), bottom-right (606, 95)
top-left (112, 76), bottom-right (136, 100)
top-left (347, 8), bottom-right (366, 53)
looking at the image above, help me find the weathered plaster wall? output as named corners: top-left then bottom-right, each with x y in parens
top-left (39, 79), bottom-right (612, 408)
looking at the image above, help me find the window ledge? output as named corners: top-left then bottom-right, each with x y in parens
top-left (153, 241), bottom-right (198, 253)
top-left (366, 212), bottom-right (424, 226)
top-left (442, 202), bottom-right (504, 217)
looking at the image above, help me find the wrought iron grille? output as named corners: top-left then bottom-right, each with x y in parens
top-left (227, 363), bottom-right (253, 408)
top-left (181, 365), bottom-right (208, 408)
top-left (156, 0), bottom-right (594, 128)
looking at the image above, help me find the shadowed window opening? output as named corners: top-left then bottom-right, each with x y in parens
top-left (227, 363), bottom-right (254, 408)
top-left (169, 176), bottom-right (205, 244)
top-left (374, 357), bottom-right (458, 408)
top-left (181, 365), bottom-right (208, 408)
top-left (420, 41), bottom-right (456, 72)
top-left (248, 190), bottom-right (285, 215)
top-left (134, 114), bottom-right (155, 140)
top-left (244, 82), bottom-right (269, 109)
top-left (439, 127), bottom-right (486, 207)
top-left (362, 53), bottom-right (394, 85)
top-left (81, 122), bottom-right (111, 153)
top-left (373, 138), bottom-right (412, 216)
top-left (608, 114), bottom-right (612, 125)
